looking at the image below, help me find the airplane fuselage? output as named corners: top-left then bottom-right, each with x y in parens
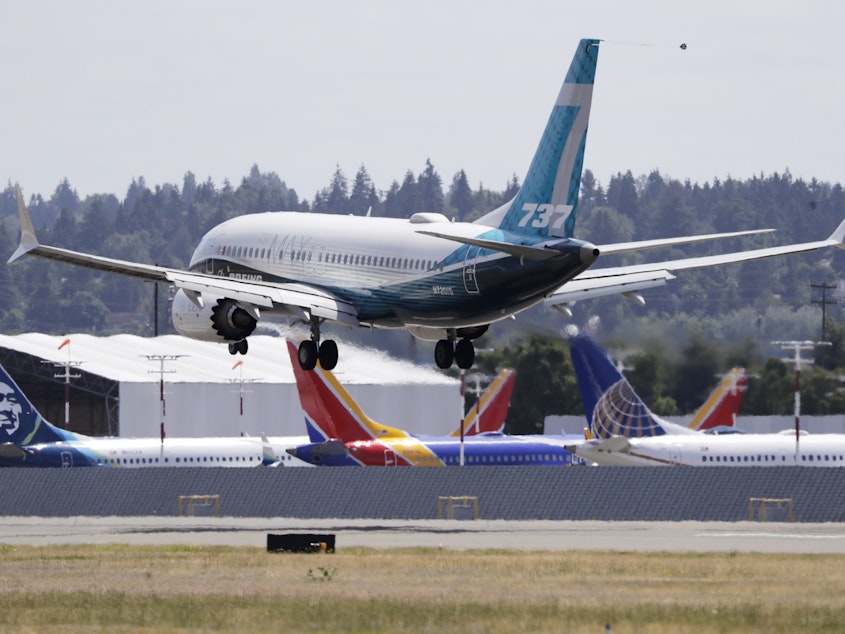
top-left (0, 436), bottom-right (311, 468)
top-left (292, 432), bottom-right (584, 467)
top-left (570, 432), bottom-right (845, 467)
top-left (187, 212), bottom-right (596, 330)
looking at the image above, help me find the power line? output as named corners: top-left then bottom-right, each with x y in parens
top-left (810, 281), bottom-right (837, 341)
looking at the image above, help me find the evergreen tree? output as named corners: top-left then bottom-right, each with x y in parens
top-left (49, 179), bottom-right (81, 218)
top-left (314, 165), bottom-right (349, 214)
top-left (605, 171), bottom-right (640, 231)
top-left (349, 165), bottom-right (380, 215)
top-left (502, 174), bottom-right (520, 201)
top-left (417, 159), bottom-right (444, 213)
top-left (448, 170), bottom-right (473, 221)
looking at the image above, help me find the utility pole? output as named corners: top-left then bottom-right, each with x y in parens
top-left (42, 338), bottom-right (82, 430)
top-left (810, 281), bottom-right (837, 341)
top-left (230, 360), bottom-right (259, 437)
top-left (773, 340), bottom-right (831, 463)
top-left (144, 354), bottom-right (186, 445)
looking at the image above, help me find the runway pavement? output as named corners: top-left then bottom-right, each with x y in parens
top-left (1, 516), bottom-right (845, 553)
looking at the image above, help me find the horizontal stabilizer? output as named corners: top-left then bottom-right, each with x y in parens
top-left (0, 442), bottom-right (28, 460)
top-left (287, 439), bottom-right (349, 458)
top-left (416, 230), bottom-right (563, 261)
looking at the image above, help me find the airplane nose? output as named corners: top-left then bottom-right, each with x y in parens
top-left (580, 242), bottom-right (600, 266)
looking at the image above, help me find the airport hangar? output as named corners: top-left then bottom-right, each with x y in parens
top-left (0, 333), bottom-right (461, 439)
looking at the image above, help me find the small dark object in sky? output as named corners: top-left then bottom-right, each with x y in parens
top-left (680, 43), bottom-right (687, 50)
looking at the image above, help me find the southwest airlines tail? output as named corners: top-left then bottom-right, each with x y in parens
top-left (569, 334), bottom-right (670, 438)
top-left (688, 367), bottom-right (746, 431)
top-left (475, 38), bottom-right (600, 239)
top-left (286, 339), bottom-right (515, 442)
top-left (285, 340), bottom-right (410, 443)
top-left (451, 369), bottom-right (516, 437)
top-left (0, 363), bottom-right (79, 450)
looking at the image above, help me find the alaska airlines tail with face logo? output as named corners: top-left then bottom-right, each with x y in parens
top-left (0, 363), bottom-right (78, 450)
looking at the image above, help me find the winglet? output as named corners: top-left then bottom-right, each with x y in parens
top-left (260, 434), bottom-right (279, 465)
top-left (8, 184), bottom-right (39, 263)
top-left (827, 215), bottom-right (845, 248)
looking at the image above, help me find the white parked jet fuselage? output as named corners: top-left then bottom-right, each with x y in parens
top-left (568, 431), bottom-right (845, 467)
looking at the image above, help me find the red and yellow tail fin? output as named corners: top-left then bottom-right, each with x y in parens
top-left (285, 340), bottom-right (409, 443)
top-left (688, 367), bottom-right (746, 431)
top-left (450, 369), bottom-right (515, 436)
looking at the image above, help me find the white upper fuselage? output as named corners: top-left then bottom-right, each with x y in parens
top-left (571, 432), bottom-right (845, 467)
top-left (187, 211), bottom-right (591, 330)
top-left (11, 435), bottom-right (312, 468)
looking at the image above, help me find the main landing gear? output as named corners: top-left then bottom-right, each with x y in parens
top-left (297, 338), bottom-right (338, 371)
top-left (434, 326), bottom-right (488, 369)
top-left (228, 339), bottom-right (248, 355)
top-left (434, 338), bottom-right (475, 369)
top-left (297, 317), bottom-right (339, 371)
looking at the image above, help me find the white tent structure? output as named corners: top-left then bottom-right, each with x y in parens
top-left (0, 333), bottom-right (461, 438)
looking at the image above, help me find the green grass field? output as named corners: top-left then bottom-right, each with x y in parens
top-left (0, 544), bottom-right (842, 633)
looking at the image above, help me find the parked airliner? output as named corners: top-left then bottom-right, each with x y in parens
top-left (11, 38), bottom-right (845, 372)
top-left (0, 361), bottom-right (310, 467)
top-left (566, 334), bottom-right (845, 466)
top-left (283, 340), bottom-right (581, 466)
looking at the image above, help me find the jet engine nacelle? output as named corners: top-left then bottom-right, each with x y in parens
top-left (171, 288), bottom-right (258, 343)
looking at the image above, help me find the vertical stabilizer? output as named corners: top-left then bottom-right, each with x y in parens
top-left (452, 369), bottom-right (515, 436)
top-left (285, 340), bottom-right (409, 443)
top-left (0, 362), bottom-right (78, 446)
top-left (475, 38), bottom-right (600, 238)
top-left (569, 335), bottom-right (667, 438)
top-left (688, 368), bottom-right (746, 431)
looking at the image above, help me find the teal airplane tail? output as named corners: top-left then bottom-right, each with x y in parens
top-left (475, 38), bottom-right (600, 239)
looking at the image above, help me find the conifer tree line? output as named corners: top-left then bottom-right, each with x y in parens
top-left (2, 161), bottom-right (845, 423)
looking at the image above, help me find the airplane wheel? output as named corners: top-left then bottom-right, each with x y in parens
top-left (434, 339), bottom-right (454, 369)
top-left (237, 339), bottom-right (249, 355)
top-left (319, 340), bottom-right (338, 370)
top-left (298, 340), bottom-right (318, 371)
top-left (228, 343), bottom-right (238, 355)
top-left (455, 338), bottom-right (475, 369)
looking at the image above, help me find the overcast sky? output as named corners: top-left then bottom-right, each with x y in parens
top-left (4, 1), bottom-right (844, 205)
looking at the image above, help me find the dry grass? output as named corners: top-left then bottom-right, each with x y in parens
top-left (0, 544), bottom-right (843, 632)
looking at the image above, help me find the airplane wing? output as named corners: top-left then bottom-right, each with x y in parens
top-left (9, 186), bottom-right (359, 327)
top-left (565, 436), bottom-right (632, 454)
top-left (546, 217), bottom-right (845, 307)
top-left (596, 228), bottom-right (775, 256)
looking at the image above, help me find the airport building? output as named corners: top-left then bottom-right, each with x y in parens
top-left (0, 333), bottom-right (460, 439)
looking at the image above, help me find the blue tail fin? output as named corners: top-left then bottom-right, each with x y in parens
top-left (0, 362), bottom-right (78, 446)
top-left (475, 38), bottom-right (600, 239)
top-left (569, 334), bottom-right (667, 438)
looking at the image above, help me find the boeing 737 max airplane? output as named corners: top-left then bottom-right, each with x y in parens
top-left (0, 361), bottom-right (310, 467)
top-left (10, 38), bottom-right (845, 372)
